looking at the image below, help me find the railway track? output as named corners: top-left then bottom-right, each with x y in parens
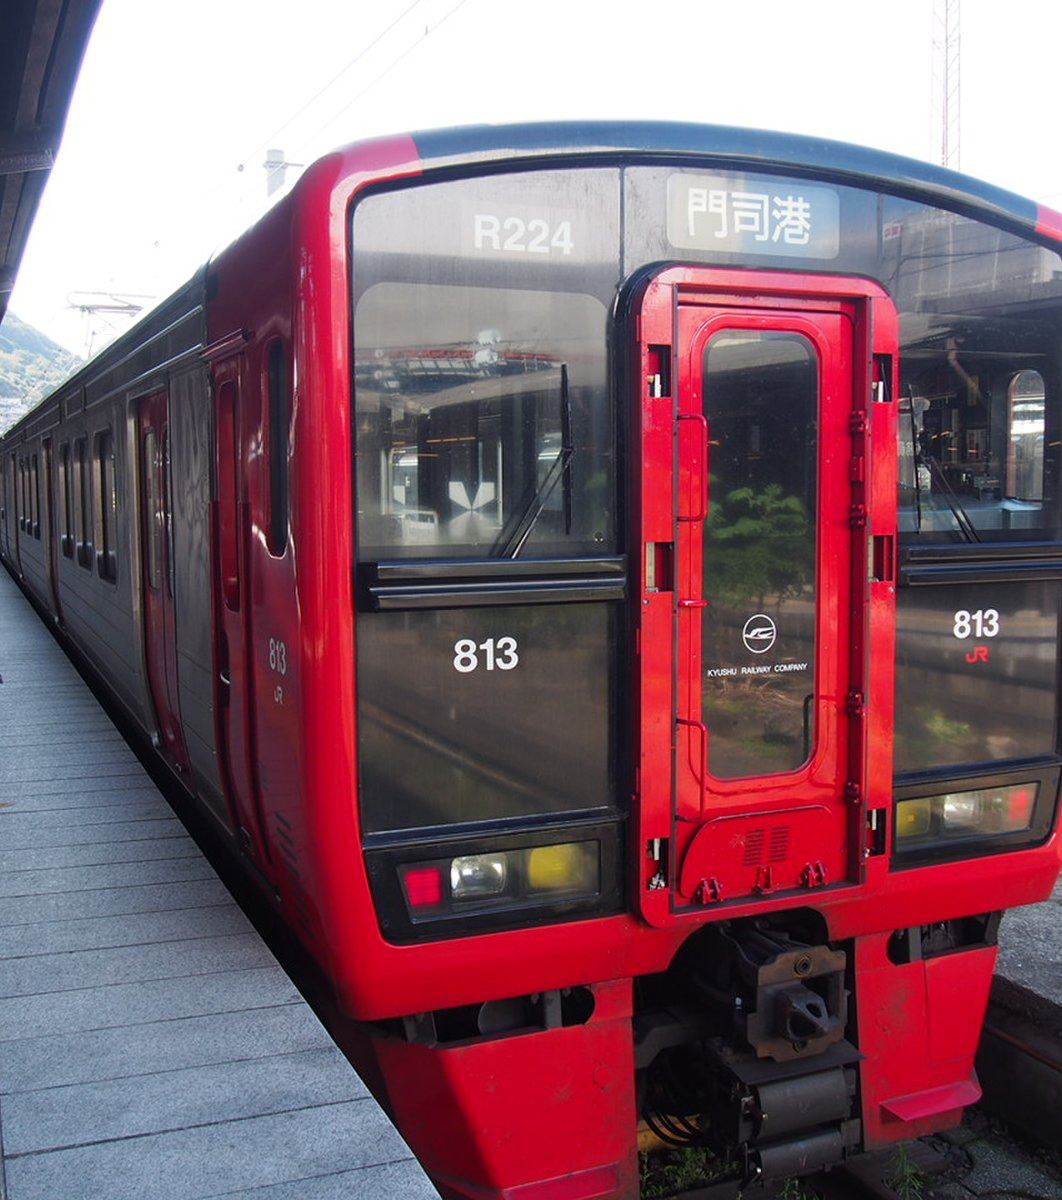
top-left (641, 978), bottom-right (1062, 1200)
top-left (646, 1100), bottom-right (1061, 1200)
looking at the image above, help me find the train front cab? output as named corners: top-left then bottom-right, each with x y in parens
top-left (269, 136), bottom-right (1062, 1199)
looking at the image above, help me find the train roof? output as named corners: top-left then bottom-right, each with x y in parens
top-left (398, 120), bottom-right (1062, 249)
top-left (5, 120), bottom-right (1062, 447)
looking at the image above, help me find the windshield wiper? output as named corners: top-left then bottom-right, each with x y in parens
top-left (495, 364), bottom-right (574, 558)
top-left (921, 452), bottom-right (980, 542)
top-left (905, 386), bottom-right (979, 543)
top-left (905, 392), bottom-right (924, 533)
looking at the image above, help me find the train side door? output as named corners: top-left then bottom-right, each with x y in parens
top-left (138, 391), bottom-right (190, 769)
top-left (210, 349), bottom-right (274, 876)
top-left (635, 268), bottom-right (897, 922)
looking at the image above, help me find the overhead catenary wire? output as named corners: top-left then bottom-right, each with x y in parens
top-left (283, 0), bottom-right (470, 166)
top-left (203, 0), bottom-right (470, 218)
top-left (236, 0), bottom-right (427, 180)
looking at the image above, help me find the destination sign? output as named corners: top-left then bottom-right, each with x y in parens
top-left (667, 173), bottom-right (840, 259)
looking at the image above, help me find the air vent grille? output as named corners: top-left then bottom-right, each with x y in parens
top-left (742, 825), bottom-right (792, 866)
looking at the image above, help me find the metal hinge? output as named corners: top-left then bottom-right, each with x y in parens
top-left (800, 861), bottom-right (829, 889)
top-left (695, 877), bottom-right (725, 905)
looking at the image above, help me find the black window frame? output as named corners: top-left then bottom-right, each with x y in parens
top-left (74, 436), bottom-right (92, 570)
top-left (58, 442), bottom-right (73, 558)
top-left (265, 337), bottom-right (289, 556)
top-left (94, 428), bottom-right (118, 583)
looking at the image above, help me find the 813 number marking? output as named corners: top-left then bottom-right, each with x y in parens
top-left (453, 636), bottom-right (519, 673)
top-left (952, 609), bottom-right (1000, 639)
top-left (268, 637), bottom-right (288, 674)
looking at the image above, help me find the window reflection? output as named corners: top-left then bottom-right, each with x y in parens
top-left (700, 331), bottom-right (818, 779)
top-left (354, 284), bottom-right (611, 560)
top-left (896, 314), bottom-right (1057, 540)
top-left (1006, 369), bottom-right (1045, 502)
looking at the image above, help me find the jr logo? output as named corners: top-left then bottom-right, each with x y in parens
top-left (742, 614), bottom-right (777, 654)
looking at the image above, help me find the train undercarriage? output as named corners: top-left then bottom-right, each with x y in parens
top-left (635, 915), bottom-right (859, 1183)
top-left (357, 906), bottom-right (999, 1200)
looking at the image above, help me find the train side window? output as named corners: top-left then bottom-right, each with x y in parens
top-left (74, 437), bottom-right (92, 569)
top-left (95, 430), bottom-right (118, 583)
top-left (163, 429), bottom-right (176, 599)
top-left (58, 442), bottom-right (73, 557)
top-left (143, 428), bottom-right (161, 590)
top-left (216, 380), bottom-right (240, 609)
top-left (22, 456), bottom-right (31, 532)
top-left (31, 453), bottom-right (40, 538)
top-left (22, 456), bottom-right (32, 534)
top-left (17, 457), bottom-right (25, 531)
top-left (265, 338), bottom-right (289, 556)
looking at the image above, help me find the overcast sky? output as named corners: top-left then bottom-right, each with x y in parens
top-left (9, 0), bottom-right (1062, 355)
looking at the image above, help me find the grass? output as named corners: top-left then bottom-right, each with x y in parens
top-left (639, 1146), bottom-right (738, 1198)
top-left (887, 1143), bottom-right (927, 1200)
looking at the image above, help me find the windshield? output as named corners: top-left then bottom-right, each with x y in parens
top-left (354, 282), bottom-right (612, 560)
top-left (898, 314), bottom-right (1059, 542)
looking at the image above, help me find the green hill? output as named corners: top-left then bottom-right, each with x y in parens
top-left (0, 312), bottom-right (83, 433)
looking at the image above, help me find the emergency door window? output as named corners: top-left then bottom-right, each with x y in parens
top-left (701, 331), bottom-right (818, 779)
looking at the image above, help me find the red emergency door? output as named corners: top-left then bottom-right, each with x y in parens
top-left (634, 268), bottom-right (898, 921)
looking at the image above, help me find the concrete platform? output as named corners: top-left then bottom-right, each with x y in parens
top-left (0, 568), bottom-right (438, 1199)
top-left (978, 877), bottom-right (1062, 1146)
top-left (995, 876), bottom-right (1062, 1011)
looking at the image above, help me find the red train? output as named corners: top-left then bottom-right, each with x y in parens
top-left (3, 122), bottom-right (1062, 1198)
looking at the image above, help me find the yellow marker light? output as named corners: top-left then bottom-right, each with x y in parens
top-left (527, 842), bottom-right (597, 894)
top-left (895, 798), bottom-right (932, 840)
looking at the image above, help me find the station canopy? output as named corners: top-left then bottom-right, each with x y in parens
top-left (1, 0), bottom-right (101, 325)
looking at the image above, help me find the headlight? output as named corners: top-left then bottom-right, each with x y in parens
top-left (895, 781), bottom-right (1040, 858)
top-left (451, 853), bottom-right (508, 899)
top-left (941, 784), bottom-right (1035, 834)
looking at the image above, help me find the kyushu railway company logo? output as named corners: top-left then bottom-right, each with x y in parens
top-left (742, 614), bottom-right (777, 655)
